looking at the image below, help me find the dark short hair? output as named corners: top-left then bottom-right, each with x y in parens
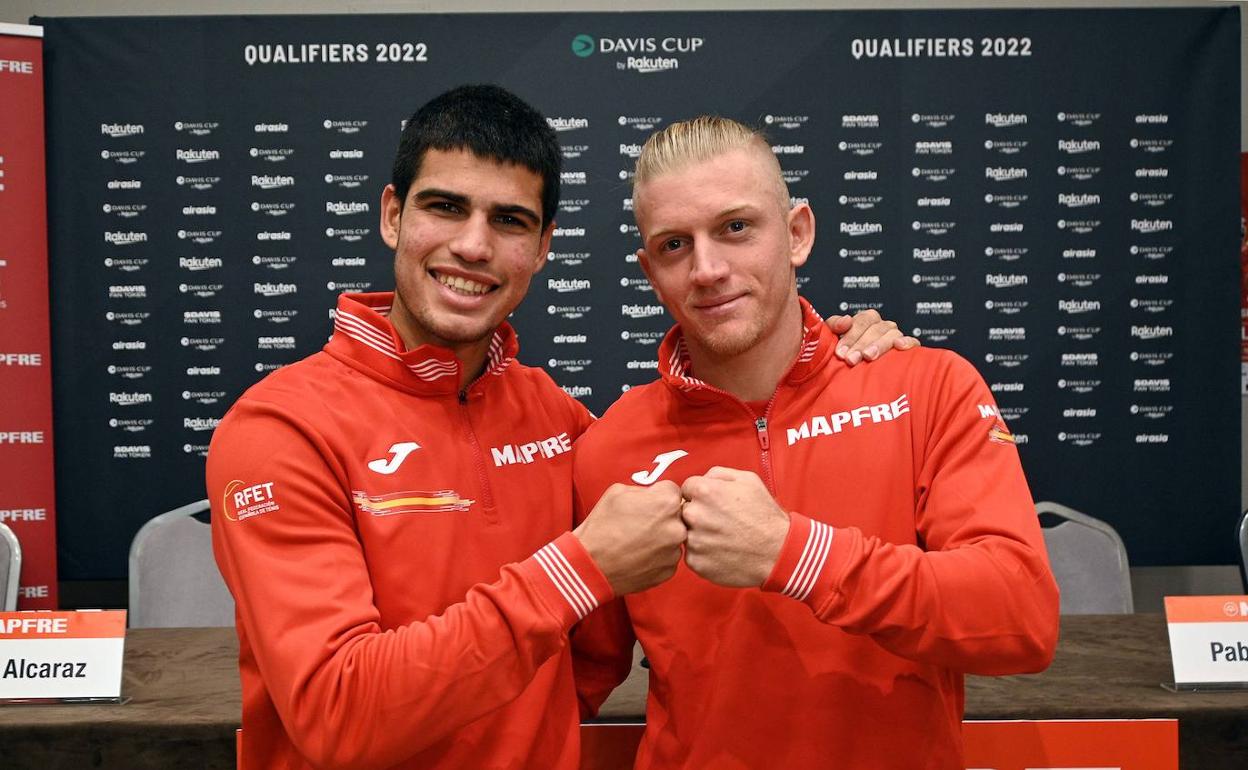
top-left (391, 84), bottom-right (561, 227)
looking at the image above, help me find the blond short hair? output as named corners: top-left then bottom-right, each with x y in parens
top-left (634, 115), bottom-right (789, 206)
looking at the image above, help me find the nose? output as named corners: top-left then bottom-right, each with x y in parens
top-left (688, 241), bottom-right (729, 286)
top-left (448, 212), bottom-right (493, 263)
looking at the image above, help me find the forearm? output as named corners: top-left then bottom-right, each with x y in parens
top-left (571, 598), bottom-right (637, 718)
top-left (221, 531), bottom-right (609, 769)
top-left (763, 513), bottom-right (1058, 674)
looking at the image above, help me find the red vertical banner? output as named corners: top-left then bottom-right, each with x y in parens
top-left (0, 23), bottom-right (58, 609)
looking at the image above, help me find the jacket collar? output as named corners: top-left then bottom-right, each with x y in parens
top-left (657, 296), bottom-right (836, 398)
top-left (324, 292), bottom-right (517, 395)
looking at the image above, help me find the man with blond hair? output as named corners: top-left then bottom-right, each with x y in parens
top-left (570, 116), bottom-right (1060, 769)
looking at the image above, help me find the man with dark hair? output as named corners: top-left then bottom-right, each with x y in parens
top-left (209, 86), bottom-right (912, 770)
top-left (390, 84), bottom-right (563, 227)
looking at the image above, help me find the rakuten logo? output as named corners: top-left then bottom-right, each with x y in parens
top-left (101, 123), bottom-right (144, 137)
top-left (621, 304), bottom-right (664, 319)
top-left (1130, 325), bottom-right (1174, 340)
top-left (985, 113), bottom-right (1027, 128)
top-left (840, 222), bottom-right (882, 236)
top-left (176, 149), bottom-right (220, 163)
top-left (1058, 139), bottom-right (1100, 153)
top-left (985, 167), bottom-right (1027, 182)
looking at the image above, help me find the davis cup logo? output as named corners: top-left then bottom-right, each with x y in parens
top-left (572, 34), bottom-right (595, 57)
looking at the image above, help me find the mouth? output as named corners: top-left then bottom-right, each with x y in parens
top-left (431, 270), bottom-right (496, 297)
top-left (693, 292), bottom-right (747, 312)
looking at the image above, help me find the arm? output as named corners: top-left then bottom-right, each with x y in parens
top-left (209, 400), bottom-right (612, 770)
top-left (762, 353), bottom-right (1058, 673)
top-left (567, 483), bottom-right (639, 718)
top-left (682, 354), bottom-right (1058, 675)
top-left (570, 598), bottom-right (637, 718)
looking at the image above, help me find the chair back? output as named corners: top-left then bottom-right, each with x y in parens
top-left (0, 522), bottom-right (21, 611)
top-left (1238, 509), bottom-right (1248, 592)
top-left (1036, 501), bottom-right (1133, 614)
top-left (128, 499), bottom-right (234, 627)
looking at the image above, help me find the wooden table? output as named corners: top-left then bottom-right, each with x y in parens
top-left (0, 616), bottom-right (1244, 769)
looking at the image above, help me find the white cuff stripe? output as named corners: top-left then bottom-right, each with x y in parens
top-left (534, 547), bottom-right (585, 618)
top-left (799, 523), bottom-right (833, 601)
top-left (534, 543), bottom-right (598, 620)
top-left (782, 521), bottom-right (833, 601)
top-left (547, 545), bottom-right (599, 615)
top-left (781, 524), bottom-right (818, 597)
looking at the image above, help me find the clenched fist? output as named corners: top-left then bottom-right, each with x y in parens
top-left (574, 481), bottom-right (687, 596)
top-left (681, 467), bottom-right (790, 587)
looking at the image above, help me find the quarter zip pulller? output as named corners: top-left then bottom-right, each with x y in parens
top-left (458, 388), bottom-right (499, 524)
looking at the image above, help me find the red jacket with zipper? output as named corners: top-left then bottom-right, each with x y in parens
top-left (209, 292), bottom-right (610, 770)
top-left (570, 298), bottom-right (1059, 770)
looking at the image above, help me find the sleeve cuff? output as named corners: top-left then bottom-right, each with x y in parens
top-left (762, 512), bottom-right (835, 608)
top-left (520, 531), bottom-right (615, 627)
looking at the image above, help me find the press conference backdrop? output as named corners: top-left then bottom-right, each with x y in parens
top-left (40, 9), bottom-right (1239, 580)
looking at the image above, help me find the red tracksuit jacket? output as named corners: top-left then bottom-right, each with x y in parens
top-left (570, 298), bottom-right (1059, 770)
top-left (208, 292), bottom-right (610, 770)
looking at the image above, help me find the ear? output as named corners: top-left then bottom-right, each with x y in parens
top-left (786, 202), bottom-right (815, 269)
top-left (380, 184), bottom-right (402, 251)
top-left (531, 221), bottom-right (555, 274)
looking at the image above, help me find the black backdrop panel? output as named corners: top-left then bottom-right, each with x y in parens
top-left (40, 9), bottom-right (1239, 579)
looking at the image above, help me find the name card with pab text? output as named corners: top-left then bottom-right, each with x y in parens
top-left (1164, 595), bottom-right (1248, 690)
top-left (0, 610), bottom-right (126, 702)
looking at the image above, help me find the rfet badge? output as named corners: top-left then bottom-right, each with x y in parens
top-left (222, 479), bottom-right (280, 521)
top-left (1164, 595), bottom-right (1248, 687)
top-left (0, 610), bottom-right (126, 701)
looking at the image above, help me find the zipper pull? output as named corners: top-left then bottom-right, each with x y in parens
top-left (458, 389), bottom-right (468, 405)
top-left (755, 417), bottom-right (770, 450)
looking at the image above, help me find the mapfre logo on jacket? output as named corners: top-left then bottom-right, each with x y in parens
top-left (784, 394), bottom-right (911, 446)
top-left (490, 432), bottom-right (573, 466)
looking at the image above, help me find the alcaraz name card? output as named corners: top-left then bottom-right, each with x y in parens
top-left (0, 610), bottom-right (126, 699)
top-left (1164, 595), bottom-right (1248, 686)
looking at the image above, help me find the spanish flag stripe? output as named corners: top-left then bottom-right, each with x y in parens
top-left (365, 496), bottom-right (461, 509)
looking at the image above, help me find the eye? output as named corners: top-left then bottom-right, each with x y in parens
top-left (663, 238), bottom-right (685, 252)
top-left (726, 219), bottom-right (748, 233)
top-left (427, 200), bottom-right (462, 215)
top-left (494, 214), bottom-right (530, 230)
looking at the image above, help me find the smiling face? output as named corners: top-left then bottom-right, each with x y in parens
top-left (380, 147), bottom-right (553, 358)
top-left (634, 145), bottom-right (814, 362)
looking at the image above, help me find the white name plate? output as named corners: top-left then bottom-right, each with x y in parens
top-left (1164, 595), bottom-right (1248, 686)
top-left (0, 610), bottom-right (126, 700)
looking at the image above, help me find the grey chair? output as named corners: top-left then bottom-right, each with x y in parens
top-left (128, 499), bottom-right (234, 627)
top-left (1036, 501), bottom-right (1133, 614)
top-left (0, 522), bottom-right (21, 611)
top-left (1238, 509), bottom-right (1248, 592)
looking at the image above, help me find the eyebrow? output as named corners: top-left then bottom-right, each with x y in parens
top-left (715, 204), bottom-right (757, 219)
top-left (646, 204), bottom-right (760, 243)
top-left (413, 188), bottom-right (467, 206)
top-left (413, 188), bottom-right (541, 226)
